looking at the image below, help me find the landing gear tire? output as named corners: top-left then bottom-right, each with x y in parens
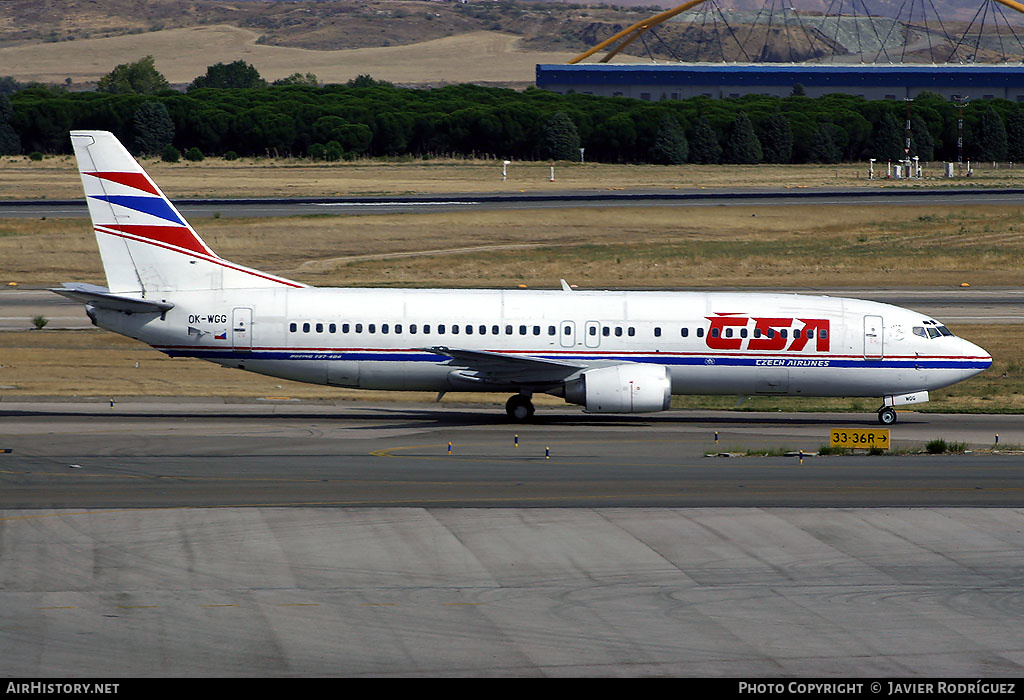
top-left (877, 407), bottom-right (897, 426)
top-left (505, 394), bottom-right (535, 422)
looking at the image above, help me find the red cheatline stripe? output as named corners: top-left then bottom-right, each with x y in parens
top-left (84, 171), bottom-right (161, 196)
top-left (94, 225), bottom-right (305, 288)
top-left (102, 224), bottom-right (211, 256)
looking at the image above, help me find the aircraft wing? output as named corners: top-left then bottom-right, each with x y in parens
top-left (424, 346), bottom-right (585, 384)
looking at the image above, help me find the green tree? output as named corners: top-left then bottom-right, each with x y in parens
top-left (1007, 108), bottom-right (1024, 162)
top-left (0, 93), bottom-right (19, 155)
top-left (689, 116), bottom-right (722, 164)
top-left (131, 101), bottom-right (174, 156)
top-left (807, 123), bottom-right (844, 163)
top-left (910, 114), bottom-right (934, 162)
top-left (758, 112), bottom-right (793, 164)
top-left (189, 61), bottom-right (267, 90)
top-left (975, 106), bottom-right (1008, 162)
top-left (161, 144), bottom-right (180, 163)
top-left (541, 111), bottom-right (581, 161)
top-left (97, 56), bottom-right (169, 95)
top-left (272, 72), bottom-right (318, 87)
top-left (184, 146), bottom-right (204, 162)
top-left (722, 111), bottom-right (762, 164)
top-left (648, 115), bottom-right (688, 164)
top-left (872, 112), bottom-right (904, 162)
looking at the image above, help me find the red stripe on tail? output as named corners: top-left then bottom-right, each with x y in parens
top-left (84, 171), bottom-right (161, 196)
top-left (100, 224), bottom-right (212, 257)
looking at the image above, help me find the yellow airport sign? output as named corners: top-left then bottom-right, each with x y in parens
top-left (829, 428), bottom-right (890, 450)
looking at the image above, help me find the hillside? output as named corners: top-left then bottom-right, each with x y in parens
top-left (0, 0), bottom-right (1014, 90)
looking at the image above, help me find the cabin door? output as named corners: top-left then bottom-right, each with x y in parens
top-left (864, 315), bottom-right (884, 359)
top-left (232, 307), bottom-right (253, 352)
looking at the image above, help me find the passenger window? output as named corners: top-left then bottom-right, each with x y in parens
top-left (711, 328), bottom-right (719, 338)
top-left (355, 323), bottom-right (363, 333)
top-left (565, 325), bottom-right (572, 336)
top-left (602, 327), bottom-right (610, 337)
top-left (615, 327), bottom-right (623, 337)
top-left (382, 324), bottom-right (389, 334)
top-left (780, 329), bottom-right (787, 339)
top-left (368, 324), bottom-right (376, 334)
top-left (533, 325), bottom-right (541, 336)
top-left (548, 325), bottom-right (556, 336)
top-left (740, 328), bottom-right (747, 338)
top-left (465, 325), bottom-right (472, 335)
top-left (316, 323), bottom-right (323, 333)
top-left (423, 324), bottom-right (431, 334)
top-left (766, 329), bottom-right (774, 339)
top-left (410, 324), bottom-right (417, 334)
top-left (452, 325), bottom-right (459, 334)
top-left (303, 322), bottom-right (310, 333)
top-left (654, 327), bottom-right (661, 337)
top-left (628, 327), bottom-right (635, 337)
top-left (395, 324), bottom-right (402, 334)
top-left (329, 323), bottom-right (336, 333)
top-left (342, 323), bottom-right (350, 333)
top-left (820, 329), bottom-right (827, 339)
top-left (289, 323), bottom-right (297, 333)
top-left (589, 326), bottom-right (596, 336)
top-left (492, 325), bottom-right (499, 335)
top-left (697, 328), bottom-right (705, 338)
top-left (753, 328), bottom-right (761, 338)
top-left (438, 324), bottom-right (446, 334)
top-left (793, 328), bottom-right (801, 339)
top-left (681, 327), bottom-right (688, 337)
top-left (725, 328), bottom-right (733, 338)
top-left (505, 325), bottom-right (513, 335)
top-left (520, 325), bottom-right (527, 335)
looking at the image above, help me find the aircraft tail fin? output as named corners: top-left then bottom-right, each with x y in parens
top-left (70, 130), bottom-right (302, 294)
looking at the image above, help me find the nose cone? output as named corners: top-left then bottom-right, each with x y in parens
top-left (960, 338), bottom-right (992, 380)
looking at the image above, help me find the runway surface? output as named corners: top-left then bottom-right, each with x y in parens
top-left (1, 401), bottom-right (1022, 676)
top-left (4, 186), bottom-right (1024, 219)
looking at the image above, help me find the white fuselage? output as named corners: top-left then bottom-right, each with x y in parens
top-left (92, 286), bottom-right (992, 399)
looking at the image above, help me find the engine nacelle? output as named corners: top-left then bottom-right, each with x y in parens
top-left (564, 364), bottom-right (672, 413)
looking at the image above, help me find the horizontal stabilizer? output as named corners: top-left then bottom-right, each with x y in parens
top-left (50, 283), bottom-right (174, 314)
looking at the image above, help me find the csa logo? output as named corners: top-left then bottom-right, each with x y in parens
top-left (705, 313), bottom-right (830, 352)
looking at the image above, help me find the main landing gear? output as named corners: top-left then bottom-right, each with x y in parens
top-left (505, 394), bottom-right (535, 421)
top-left (877, 406), bottom-right (897, 425)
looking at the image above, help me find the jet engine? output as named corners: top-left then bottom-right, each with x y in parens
top-left (564, 364), bottom-right (672, 413)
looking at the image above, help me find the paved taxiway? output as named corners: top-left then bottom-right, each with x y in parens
top-left (1, 401), bottom-right (1022, 676)
top-left (4, 186), bottom-right (1024, 219)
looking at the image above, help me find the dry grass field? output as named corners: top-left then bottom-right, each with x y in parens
top-left (4, 203), bottom-right (1024, 289)
top-left (0, 26), bottom-right (583, 87)
top-left (5, 155), bottom-right (1023, 201)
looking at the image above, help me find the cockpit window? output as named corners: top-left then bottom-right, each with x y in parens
top-left (937, 325), bottom-right (953, 337)
top-left (913, 326), bottom-right (928, 338)
top-left (926, 327), bottom-right (940, 339)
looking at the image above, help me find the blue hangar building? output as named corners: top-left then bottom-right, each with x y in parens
top-left (535, 63), bottom-right (1024, 102)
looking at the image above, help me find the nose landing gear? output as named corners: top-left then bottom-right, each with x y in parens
top-left (877, 406), bottom-right (897, 425)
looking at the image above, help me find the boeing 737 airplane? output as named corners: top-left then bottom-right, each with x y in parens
top-left (53, 130), bottom-right (992, 424)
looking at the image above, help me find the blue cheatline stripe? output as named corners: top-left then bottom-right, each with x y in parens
top-left (90, 195), bottom-right (185, 226)
top-left (158, 348), bottom-right (991, 370)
